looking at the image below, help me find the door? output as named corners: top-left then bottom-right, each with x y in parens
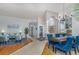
top-left (29, 22), bottom-right (37, 38)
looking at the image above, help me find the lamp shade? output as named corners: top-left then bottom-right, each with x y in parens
top-left (1, 30), bottom-right (5, 33)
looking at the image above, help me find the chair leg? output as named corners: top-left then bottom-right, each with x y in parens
top-left (69, 51), bottom-right (71, 55)
top-left (77, 47), bottom-right (79, 52)
top-left (65, 52), bottom-right (67, 55)
top-left (52, 45), bottom-right (54, 52)
top-left (55, 48), bottom-right (57, 53)
top-left (74, 48), bottom-right (77, 54)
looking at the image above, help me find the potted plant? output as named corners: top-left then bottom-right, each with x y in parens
top-left (24, 27), bottom-right (29, 39)
top-left (66, 29), bottom-right (72, 36)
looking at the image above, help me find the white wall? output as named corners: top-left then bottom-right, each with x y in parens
top-left (72, 17), bottom-right (79, 36)
top-left (0, 16), bottom-right (33, 34)
top-left (37, 16), bottom-right (45, 38)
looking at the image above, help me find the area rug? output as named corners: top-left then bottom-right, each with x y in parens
top-left (0, 39), bottom-right (32, 55)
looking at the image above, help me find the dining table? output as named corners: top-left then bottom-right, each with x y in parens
top-left (51, 36), bottom-right (67, 43)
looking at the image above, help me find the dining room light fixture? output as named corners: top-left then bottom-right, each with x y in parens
top-left (19, 30), bottom-right (22, 33)
top-left (62, 3), bottom-right (65, 21)
top-left (1, 29), bottom-right (5, 33)
top-left (58, 4), bottom-right (65, 21)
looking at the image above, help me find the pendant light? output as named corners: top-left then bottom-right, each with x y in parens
top-left (62, 3), bottom-right (65, 21)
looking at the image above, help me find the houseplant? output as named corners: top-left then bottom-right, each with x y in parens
top-left (24, 27), bottom-right (29, 39)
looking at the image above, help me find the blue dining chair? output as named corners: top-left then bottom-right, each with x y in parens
top-left (55, 34), bottom-right (60, 37)
top-left (0, 33), bottom-right (6, 45)
top-left (47, 34), bottom-right (55, 51)
top-left (54, 36), bottom-right (74, 55)
top-left (72, 36), bottom-right (79, 54)
top-left (62, 33), bottom-right (66, 37)
top-left (47, 34), bottom-right (53, 46)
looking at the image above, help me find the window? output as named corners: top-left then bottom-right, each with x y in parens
top-left (47, 18), bottom-right (55, 26)
top-left (60, 20), bottom-right (65, 32)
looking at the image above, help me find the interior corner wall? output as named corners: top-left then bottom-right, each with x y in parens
top-left (72, 17), bottom-right (79, 36)
top-left (37, 16), bottom-right (45, 38)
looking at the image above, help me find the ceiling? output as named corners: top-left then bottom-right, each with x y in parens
top-left (0, 3), bottom-right (74, 19)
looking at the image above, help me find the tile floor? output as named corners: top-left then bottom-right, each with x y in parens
top-left (11, 39), bottom-right (47, 55)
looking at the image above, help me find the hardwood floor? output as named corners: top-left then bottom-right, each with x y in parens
top-left (0, 39), bottom-right (32, 55)
top-left (42, 43), bottom-right (55, 55)
top-left (0, 39), bottom-right (55, 55)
